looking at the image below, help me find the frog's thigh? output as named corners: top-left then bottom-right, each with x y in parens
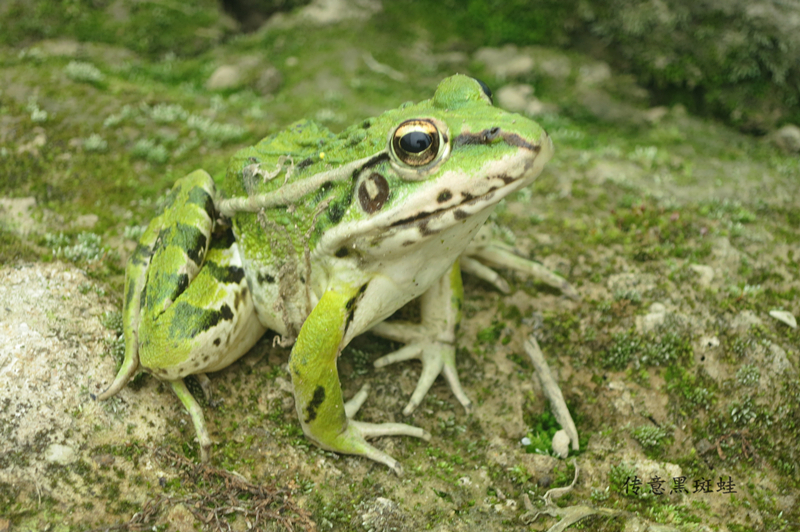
top-left (139, 242), bottom-right (266, 379)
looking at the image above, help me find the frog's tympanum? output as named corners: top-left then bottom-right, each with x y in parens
top-left (98, 75), bottom-right (553, 473)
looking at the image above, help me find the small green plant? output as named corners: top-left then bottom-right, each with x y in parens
top-left (730, 397), bottom-right (757, 426)
top-left (613, 289), bottom-right (642, 304)
top-left (632, 425), bottom-right (669, 453)
top-left (150, 103), bottom-right (188, 123)
top-left (609, 462), bottom-right (637, 496)
top-left (83, 134), bottom-right (108, 152)
top-left (65, 61), bottom-right (105, 85)
top-left (45, 232), bottom-right (106, 262)
top-left (602, 331), bottom-right (641, 370)
top-left (26, 97), bottom-right (47, 122)
top-left (131, 138), bottom-right (169, 164)
top-left (736, 364), bottom-right (760, 387)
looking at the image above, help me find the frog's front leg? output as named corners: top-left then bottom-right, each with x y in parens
top-left (289, 284), bottom-right (430, 475)
top-left (372, 262), bottom-right (471, 415)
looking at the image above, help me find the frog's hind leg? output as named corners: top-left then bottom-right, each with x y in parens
top-left (96, 170), bottom-right (217, 400)
top-left (140, 235), bottom-right (267, 461)
top-left (95, 197), bottom-right (168, 400)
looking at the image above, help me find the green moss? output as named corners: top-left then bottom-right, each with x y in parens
top-left (0, 0), bottom-right (233, 57)
top-left (600, 330), bottom-right (640, 370)
top-left (665, 365), bottom-right (715, 414)
top-left (631, 425), bottom-right (671, 457)
top-left (0, 228), bottom-right (40, 263)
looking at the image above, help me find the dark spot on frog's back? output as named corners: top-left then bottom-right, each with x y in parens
top-left (146, 271), bottom-right (189, 312)
top-left (313, 182), bottom-right (334, 205)
top-left (205, 261), bottom-right (245, 285)
top-left (186, 185), bottom-right (215, 215)
top-left (335, 247), bottom-right (349, 258)
top-left (209, 227), bottom-right (236, 250)
top-left (167, 302), bottom-right (233, 339)
top-left (437, 190), bottom-right (453, 203)
top-left (130, 242), bottom-right (152, 267)
top-left (327, 196), bottom-right (349, 224)
top-left (304, 385), bottom-right (326, 423)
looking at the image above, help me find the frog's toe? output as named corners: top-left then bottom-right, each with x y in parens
top-left (343, 385), bottom-right (431, 441)
top-left (324, 386), bottom-right (430, 475)
top-left (344, 383), bottom-right (371, 418)
top-left (460, 256), bottom-right (511, 293)
top-left (375, 341), bottom-right (472, 415)
top-left (374, 344), bottom-right (423, 368)
top-left (350, 420), bottom-right (431, 441)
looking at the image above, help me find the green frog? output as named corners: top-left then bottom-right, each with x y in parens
top-left (97, 75), bottom-right (554, 474)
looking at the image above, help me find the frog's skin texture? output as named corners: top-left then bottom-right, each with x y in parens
top-left (98, 75), bottom-right (554, 473)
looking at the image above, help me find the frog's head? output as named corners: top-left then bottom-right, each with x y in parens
top-left (317, 74), bottom-right (553, 264)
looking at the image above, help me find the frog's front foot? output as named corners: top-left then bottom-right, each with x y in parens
top-left (290, 286), bottom-right (431, 474)
top-left (372, 331), bottom-right (472, 415)
top-left (371, 263), bottom-right (471, 415)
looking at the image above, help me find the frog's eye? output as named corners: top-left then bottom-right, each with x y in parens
top-left (391, 119), bottom-right (442, 167)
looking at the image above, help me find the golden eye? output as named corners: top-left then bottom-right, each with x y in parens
top-left (392, 119), bottom-right (441, 167)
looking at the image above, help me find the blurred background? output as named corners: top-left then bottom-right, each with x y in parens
top-left (1, 2), bottom-right (798, 531)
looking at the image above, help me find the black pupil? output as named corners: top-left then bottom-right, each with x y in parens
top-left (400, 131), bottom-right (432, 153)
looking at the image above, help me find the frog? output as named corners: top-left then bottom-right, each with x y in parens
top-left (96, 75), bottom-right (554, 474)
